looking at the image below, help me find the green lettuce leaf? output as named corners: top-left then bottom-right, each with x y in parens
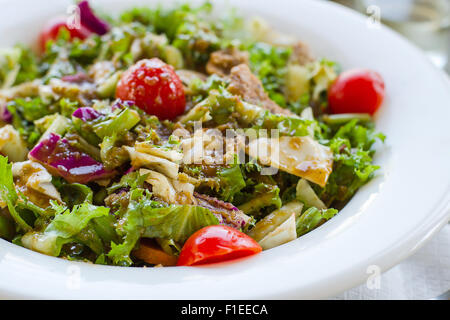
top-left (185, 90), bottom-right (314, 137)
top-left (315, 118), bottom-right (385, 207)
top-left (72, 106), bottom-right (141, 169)
top-left (92, 107), bottom-right (141, 139)
top-left (21, 202), bottom-right (110, 257)
top-left (0, 45), bottom-right (38, 88)
top-left (7, 97), bottom-right (52, 146)
top-left (150, 2), bottom-right (220, 68)
top-left (296, 207), bottom-right (338, 237)
top-left (0, 214), bottom-right (15, 240)
top-left (107, 171), bottom-right (149, 194)
top-left (142, 205), bottom-right (219, 242)
top-left (107, 189), bottom-right (160, 266)
top-left (253, 111), bottom-right (313, 137)
top-left (45, 203), bottom-right (109, 240)
top-left (247, 42), bottom-right (291, 107)
top-left (217, 164), bottom-right (246, 202)
top-left (238, 184), bottom-right (282, 216)
top-left (58, 183), bottom-right (94, 208)
top-left (0, 156), bottom-right (32, 231)
top-left (91, 215), bottom-right (120, 246)
top-left (108, 188), bottom-right (219, 266)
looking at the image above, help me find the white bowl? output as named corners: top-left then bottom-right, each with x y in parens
top-left (0, 0), bottom-right (449, 299)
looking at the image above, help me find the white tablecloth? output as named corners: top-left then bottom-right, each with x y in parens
top-left (332, 223), bottom-right (450, 299)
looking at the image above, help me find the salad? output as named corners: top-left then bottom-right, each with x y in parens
top-left (0, 1), bottom-right (385, 267)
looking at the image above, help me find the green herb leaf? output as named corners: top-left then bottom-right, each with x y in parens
top-left (296, 207), bottom-right (338, 237)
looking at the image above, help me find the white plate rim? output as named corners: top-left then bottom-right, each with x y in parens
top-left (0, 0), bottom-right (449, 299)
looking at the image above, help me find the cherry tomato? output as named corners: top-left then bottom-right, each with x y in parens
top-left (328, 69), bottom-right (385, 115)
top-left (177, 225), bottom-right (262, 266)
top-left (115, 58), bottom-right (186, 120)
top-left (39, 16), bottom-right (91, 51)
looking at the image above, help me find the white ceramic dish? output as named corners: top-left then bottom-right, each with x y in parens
top-left (0, 0), bottom-right (449, 299)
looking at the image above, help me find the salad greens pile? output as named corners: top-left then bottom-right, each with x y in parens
top-left (0, 1), bottom-right (384, 266)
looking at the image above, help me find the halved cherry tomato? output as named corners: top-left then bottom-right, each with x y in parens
top-left (115, 58), bottom-right (186, 120)
top-left (328, 69), bottom-right (385, 115)
top-left (177, 225), bottom-right (262, 266)
top-left (39, 16), bottom-right (91, 52)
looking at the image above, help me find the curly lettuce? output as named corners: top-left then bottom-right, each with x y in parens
top-left (21, 202), bottom-right (110, 256)
top-left (108, 188), bottom-right (219, 266)
top-left (247, 42), bottom-right (291, 106)
top-left (296, 207), bottom-right (338, 237)
top-left (0, 45), bottom-right (38, 88)
top-left (315, 118), bottom-right (385, 207)
top-left (0, 156), bottom-right (32, 231)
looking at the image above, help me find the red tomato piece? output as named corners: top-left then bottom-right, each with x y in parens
top-left (177, 225), bottom-right (262, 266)
top-left (328, 69), bottom-right (385, 115)
top-left (115, 58), bottom-right (186, 120)
top-left (39, 16), bottom-right (91, 51)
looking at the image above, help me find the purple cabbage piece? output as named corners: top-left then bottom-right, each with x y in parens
top-left (0, 105), bottom-right (12, 123)
top-left (194, 193), bottom-right (250, 229)
top-left (29, 133), bottom-right (115, 184)
top-left (78, 0), bottom-right (110, 35)
top-left (72, 107), bottom-right (102, 122)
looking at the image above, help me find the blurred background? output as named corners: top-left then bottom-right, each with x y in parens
top-left (330, 0), bottom-right (450, 74)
